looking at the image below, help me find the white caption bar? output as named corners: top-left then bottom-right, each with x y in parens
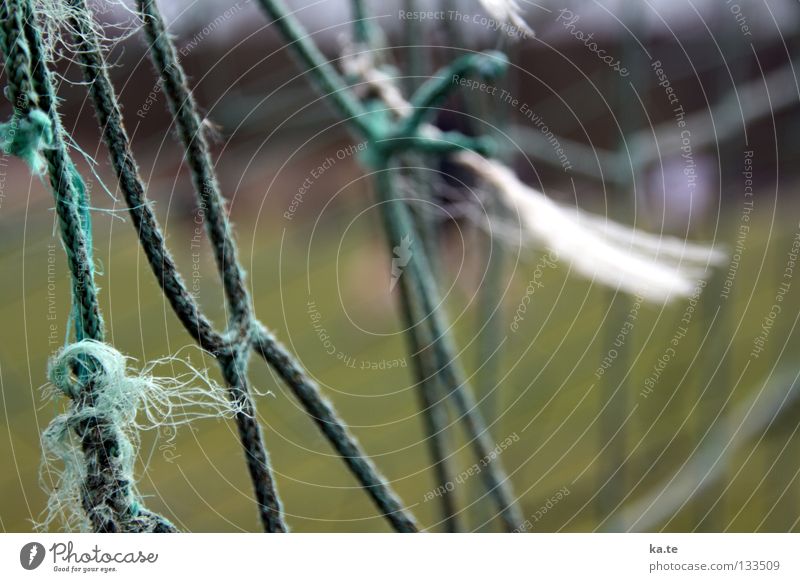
top-left (1, 533), bottom-right (798, 580)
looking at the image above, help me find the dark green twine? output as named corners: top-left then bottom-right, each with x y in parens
top-left (65, 0), bottom-right (418, 532)
top-left (255, 0), bottom-right (524, 530)
top-left (0, 0), bottom-right (175, 532)
top-left (42, 341), bottom-right (178, 532)
top-left (2, 0), bottom-right (522, 533)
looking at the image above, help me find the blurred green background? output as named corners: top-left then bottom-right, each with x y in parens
top-left (1, 0), bottom-right (800, 532)
top-left (3, 188), bottom-right (798, 532)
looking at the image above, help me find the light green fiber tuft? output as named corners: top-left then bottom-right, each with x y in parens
top-left (0, 108), bottom-right (52, 173)
top-left (40, 340), bottom-right (240, 531)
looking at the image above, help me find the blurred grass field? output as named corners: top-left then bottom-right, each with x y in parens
top-left (1, 161), bottom-right (799, 531)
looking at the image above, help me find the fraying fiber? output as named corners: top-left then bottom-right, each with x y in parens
top-left (40, 340), bottom-right (240, 531)
top-left (339, 45), bottom-right (726, 303)
top-left (0, 108), bottom-right (52, 173)
top-left (31, 0), bottom-right (140, 63)
top-left (456, 150), bottom-right (727, 302)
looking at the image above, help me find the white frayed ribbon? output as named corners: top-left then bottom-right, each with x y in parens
top-left (339, 45), bottom-right (725, 303)
top-left (479, 0), bottom-right (535, 38)
top-left (455, 151), bottom-right (726, 302)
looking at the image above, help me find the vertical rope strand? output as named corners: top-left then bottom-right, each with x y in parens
top-left (351, 0), bottom-right (455, 532)
top-left (375, 167), bottom-right (524, 531)
top-left (398, 0), bottom-right (460, 528)
top-left (14, 0), bottom-right (103, 341)
top-left (1, 0), bottom-right (177, 532)
top-left (135, 0), bottom-right (286, 532)
top-left (350, 0), bottom-right (369, 46)
top-left (67, 0), bottom-right (222, 352)
top-left (396, 161), bottom-right (460, 531)
top-left (395, 277), bottom-right (461, 532)
top-left (254, 0), bottom-right (522, 530)
top-left (219, 350), bottom-right (286, 532)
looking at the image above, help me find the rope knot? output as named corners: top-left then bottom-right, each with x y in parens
top-left (40, 340), bottom-right (240, 531)
top-left (0, 108), bottom-right (53, 174)
top-left (47, 340), bottom-right (124, 400)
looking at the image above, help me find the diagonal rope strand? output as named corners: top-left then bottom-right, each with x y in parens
top-left (393, 273), bottom-right (461, 532)
top-left (137, 0), bottom-right (251, 342)
top-left (137, 0), bottom-right (285, 532)
top-left (252, 327), bottom-right (418, 532)
top-left (66, 0), bottom-right (223, 353)
top-left (66, 0), bottom-right (417, 532)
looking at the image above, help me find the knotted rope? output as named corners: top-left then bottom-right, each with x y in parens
top-left (1, 0), bottom-right (176, 532)
top-left (41, 340), bottom-right (242, 532)
top-left (42, 341), bottom-right (188, 532)
top-left (259, 0), bottom-right (527, 530)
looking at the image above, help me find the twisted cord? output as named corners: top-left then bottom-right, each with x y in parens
top-left (67, 0), bottom-right (223, 353)
top-left (375, 169), bottom-right (524, 531)
top-left (76, 408), bottom-right (178, 533)
top-left (0, 7), bottom-right (52, 176)
top-left (136, 0), bottom-right (285, 532)
top-left (1, 1), bottom-right (175, 532)
top-left (68, 0), bottom-right (418, 533)
top-left (0, 2), bottom-right (35, 109)
top-left (255, 0), bottom-right (372, 137)
top-left (343, 28), bottom-right (458, 529)
top-left (397, 160), bottom-right (459, 531)
top-left (252, 327), bottom-right (418, 532)
top-left (358, 54), bottom-right (523, 530)
top-left (137, 0), bottom-right (251, 343)
top-left (393, 276), bottom-right (460, 532)
top-left (14, 0), bottom-right (103, 342)
top-left (45, 342), bottom-right (178, 532)
top-left (218, 349), bottom-right (287, 532)
top-left (254, 0), bottom-right (523, 530)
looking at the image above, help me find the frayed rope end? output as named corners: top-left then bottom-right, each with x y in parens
top-left (39, 340), bottom-right (239, 532)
